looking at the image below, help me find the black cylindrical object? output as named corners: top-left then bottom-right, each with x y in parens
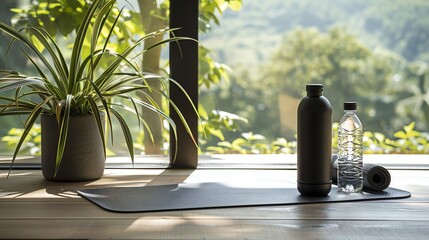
top-left (297, 84), bottom-right (332, 196)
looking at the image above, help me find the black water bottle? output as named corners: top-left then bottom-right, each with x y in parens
top-left (297, 84), bottom-right (332, 196)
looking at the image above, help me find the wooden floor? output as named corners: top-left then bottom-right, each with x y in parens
top-left (1, 155), bottom-right (429, 239)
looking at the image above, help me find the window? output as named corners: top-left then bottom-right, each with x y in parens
top-left (1, 0), bottom-right (428, 171)
top-left (199, 0), bottom-right (429, 157)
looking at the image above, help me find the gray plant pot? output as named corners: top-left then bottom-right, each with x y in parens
top-left (41, 113), bottom-right (106, 181)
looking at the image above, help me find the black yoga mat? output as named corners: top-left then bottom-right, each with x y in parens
top-left (331, 154), bottom-right (391, 191)
top-left (78, 182), bottom-right (410, 213)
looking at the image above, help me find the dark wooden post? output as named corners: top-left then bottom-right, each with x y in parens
top-left (169, 0), bottom-right (198, 168)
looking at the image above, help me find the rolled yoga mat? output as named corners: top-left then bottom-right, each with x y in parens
top-left (331, 154), bottom-right (391, 191)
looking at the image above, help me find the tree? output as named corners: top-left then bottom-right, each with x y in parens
top-left (200, 0), bottom-right (429, 143)
top-left (262, 27), bottom-right (402, 137)
top-left (136, 0), bottom-right (168, 154)
top-left (395, 61), bottom-right (429, 130)
top-left (365, 0), bottom-right (429, 62)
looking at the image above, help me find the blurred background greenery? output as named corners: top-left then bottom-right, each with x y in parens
top-left (200, 0), bottom-right (429, 153)
top-left (1, 0), bottom-right (428, 156)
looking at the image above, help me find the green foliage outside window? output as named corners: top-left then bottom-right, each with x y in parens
top-left (204, 26), bottom-right (429, 146)
top-left (204, 122), bottom-right (429, 155)
top-left (4, 122), bottom-right (428, 155)
top-left (1, 124), bottom-right (41, 156)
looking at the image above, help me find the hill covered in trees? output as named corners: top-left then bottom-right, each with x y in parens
top-left (202, 0), bottom-right (429, 69)
top-left (200, 0), bottom-right (429, 146)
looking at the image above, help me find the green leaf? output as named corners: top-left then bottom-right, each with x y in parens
top-left (30, 34), bottom-right (45, 52)
top-left (408, 130), bottom-right (421, 138)
top-left (55, 94), bottom-right (73, 177)
top-left (404, 122), bottom-right (415, 133)
top-left (0, 78), bottom-right (44, 93)
top-left (198, 103), bottom-right (209, 119)
top-left (10, 8), bottom-right (25, 13)
top-left (394, 131), bottom-right (407, 139)
top-left (218, 141), bottom-right (233, 148)
top-left (228, 0), bottom-right (242, 11)
top-left (209, 128), bottom-right (225, 140)
top-left (231, 138), bottom-right (246, 147)
top-left (57, 13), bottom-right (77, 36)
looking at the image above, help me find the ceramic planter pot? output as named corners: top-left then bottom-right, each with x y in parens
top-left (41, 114), bottom-right (105, 181)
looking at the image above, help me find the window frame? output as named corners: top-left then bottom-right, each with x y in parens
top-left (169, 0), bottom-right (199, 168)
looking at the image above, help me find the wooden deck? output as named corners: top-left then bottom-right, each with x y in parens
top-left (1, 155), bottom-right (429, 239)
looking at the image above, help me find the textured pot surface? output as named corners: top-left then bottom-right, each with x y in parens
top-left (41, 114), bottom-right (105, 181)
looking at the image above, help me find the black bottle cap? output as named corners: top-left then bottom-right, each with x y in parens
top-left (306, 84), bottom-right (323, 92)
top-left (344, 102), bottom-right (357, 110)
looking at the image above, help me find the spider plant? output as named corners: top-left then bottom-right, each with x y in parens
top-left (0, 0), bottom-right (197, 177)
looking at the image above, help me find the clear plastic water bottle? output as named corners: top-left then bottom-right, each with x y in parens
top-left (337, 102), bottom-right (363, 193)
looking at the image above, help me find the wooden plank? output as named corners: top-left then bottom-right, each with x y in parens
top-left (1, 219), bottom-right (429, 239)
top-left (0, 201), bottom-right (429, 221)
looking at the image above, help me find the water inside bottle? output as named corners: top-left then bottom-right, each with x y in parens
top-left (338, 117), bottom-right (363, 193)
